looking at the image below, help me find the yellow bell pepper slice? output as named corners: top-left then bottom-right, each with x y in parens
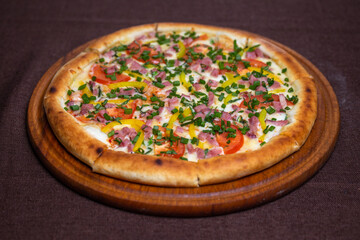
top-left (119, 119), bottom-right (145, 131)
top-left (168, 112), bottom-right (180, 129)
top-left (133, 131), bottom-right (144, 152)
top-left (144, 63), bottom-right (156, 69)
top-left (92, 99), bottom-right (132, 106)
top-left (189, 124), bottom-right (196, 139)
top-left (224, 94), bottom-right (233, 105)
top-left (222, 73), bottom-right (241, 88)
top-left (101, 121), bottom-right (120, 133)
top-left (183, 108), bottom-right (192, 117)
top-left (124, 70), bottom-right (151, 82)
top-left (239, 88), bottom-right (249, 93)
top-left (108, 81), bottom-right (147, 90)
top-left (188, 123), bottom-right (205, 149)
top-left (177, 41), bottom-right (186, 59)
top-left (166, 112), bottom-right (180, 136)
top-left (180, 72), bottom-right (192, 90)
top-left (83, 87), bottom-right (93, 97)
top-left (259, 108), bottom-right (267, 130)
top-left (247, 67), bottom-right (284, 85)
top-left (259, 134), bottom-right (266, 142)
top-left (268, 88), bottom-right (286, 94)
top-left (78, 81), bottom-right (93, 97)
top-left (101, 119), bottom-right (145, 133)
top-left (198, 141), bottom-right (205, 149)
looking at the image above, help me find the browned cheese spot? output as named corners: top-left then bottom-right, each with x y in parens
top-left (96, 147), bottom-right (103, 154)
top-left (155, 159), bottom-right (163, 166)
top-left (49, 87), bottom-right (56, 93)
top-left (306, 87), bottom-right (312, 93)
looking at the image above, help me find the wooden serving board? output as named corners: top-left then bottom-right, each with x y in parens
top-left (27, 39), bottom-right (340, 217)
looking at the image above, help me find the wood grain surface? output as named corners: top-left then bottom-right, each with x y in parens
top-left (27, 37), bottom-right (340, 217)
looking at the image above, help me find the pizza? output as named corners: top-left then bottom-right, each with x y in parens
top-left (43, 23), bottom-right (317, 187)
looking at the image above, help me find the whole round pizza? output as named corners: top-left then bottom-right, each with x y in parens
top-left (44, 23), bottom-right (317, 187)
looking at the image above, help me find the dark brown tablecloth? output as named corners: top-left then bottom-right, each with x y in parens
top-left (1, 0), bottom-right (359, 239)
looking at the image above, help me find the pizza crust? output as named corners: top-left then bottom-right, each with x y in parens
top-left (93, 150), bottom-right (199, 187)
top-left (44, 52), bottom-right (107, 166)
top-left (197, 134), bottom-right (299, 185)
top-left (43, 23), bottom-right (317, 187)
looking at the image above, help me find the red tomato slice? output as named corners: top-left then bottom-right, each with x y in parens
top-left (219, 62), bottom-right (245, 75)
top-left (242, 58), bottom-right (267, 68)
top-left (90, 64), bottom-right (130, 85)
top-left (216, 124), bottom-right (244, 154)
top-left (187, 34), bottom-right (209, 46)
top-left (239, 94), bottom-right (294, 109)
top-left (127, 41), bottom-right (161, 64)
top-left (106, 102), bottom-right (136, 119)
top-left (153, 127), bottom-right (185, 158)
top-left (75, 115), bottom-right (92, 123)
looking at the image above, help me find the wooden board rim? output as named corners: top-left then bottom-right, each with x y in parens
top-left (27, 34), bottom-right (340, 217)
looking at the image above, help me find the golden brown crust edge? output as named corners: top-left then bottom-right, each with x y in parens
top-left (198, 134), bottom-right (299, 185)
top-left (44, 52), bottom-right (108, 166)
top-left (93, 150), bottom-right (199, 187)
top-left (86, 24), bottom-right (158, 53)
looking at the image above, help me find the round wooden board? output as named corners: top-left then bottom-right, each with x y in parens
top-left (27, 37), bottom-right (339, 217)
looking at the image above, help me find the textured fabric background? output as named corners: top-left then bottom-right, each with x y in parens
top-left (1, 0), bottom-right (359, 239)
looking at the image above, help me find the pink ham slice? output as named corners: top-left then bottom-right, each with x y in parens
top-left (254, 48), bottom-right (264, 58)
top-left (194, 104), bottom-right (209, 113)
top-left (126, 58), bottom-right (147, 74)
top-left (266, 120), bottom-right (289, 126)
top-left (190, 62), bottom-right (201, 72)
top-left (221, 112), bottom-right (232, 121)
top-left (183, 37), bottom-right (194, 46)
top-left (206, 147), bottom-right (223, 158)
top-left (246, 51), bottom-right (257, 59)
top-left (200, 57), bottom-right (212, 67)
top-left (210, 69), bottom-right (219, 78)
top-left (80, 104), bottom-right (95, 115)
top-left (194, 112), bottom-right (206, 120)
top-left (155, 71), bottom-right (166, 81)
top-left (208, 79), bottom-right (219, 87)
top-left (104, 103), bottom-right (117, 109)
top-left (106, 65), bottom-right (117, 75)
top-left (141, 124), bottom-right (153, 139)
top-left (187, 144), bottom-right (196, 154)
top-left (256, 85), bottom-right (267, 92)
top-left (247, 116), bottom-right (259, 138)
top-left (175, 126), bottom-right (184, 134)
top-left (279, 94), bottom-right (287, 109)
top-left (246, 48), bottom-right (265, 59)
top-left (196, 148), bottom-right (205, 159)
top-left (208, 92), bottom-right (215, 106)
top-left (269, 81), bottom-right (281, 89)
top-left (118, 89), bottom-right (135, 96)
top-left (272, 101), bottom-right (283, 112)
top-left (103, 50), bottom-right (115, 59)
top-left (198, 132), bottom-right (219, 147)
top-left (193, 83), bottom-right (202, 91)
top-left (249, 75), bottom-right (259, 85)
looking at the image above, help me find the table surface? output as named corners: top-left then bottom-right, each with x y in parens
top-left (1, 0), bottom-right (359, 239)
